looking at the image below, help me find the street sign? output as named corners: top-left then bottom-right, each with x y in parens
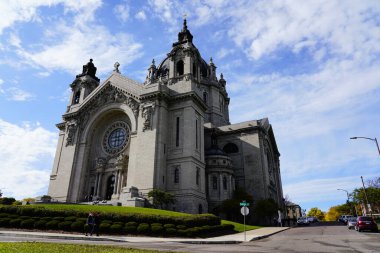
top-left (240, 202), bottom-right (250, 207)
top-left (241, 206), bottom-right (249, 216)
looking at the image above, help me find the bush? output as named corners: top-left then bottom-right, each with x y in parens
top-left (99, 223), bottom-right (111, 233)
top-left (163, 223), bottom-right (175, 229)
top-left (9, 218), bottom-right (22, 228)
top-left (126, 221), bottom-right (138, 227)
top-left (176, 225), bottom-right (187, 230)
top-left (40, 217), bottom-right (51, 222)
top-left (137, 223), bottom-right (150, 234)
top-left (0, 213), bottom-right (8, 218)
top-left (76, 218), bottom-right (87, 223)
top-left (34, 220), bottom-right (47, 229)
top-left (70, 221), bottom-right (85, 232)
top-left (109, 224), bottom-right (123, 234)
top-left (151, 224), bottom-right (164, 234)
top-left (123, 225), bottom-right (136, 234)
top-left (165, 227), bottom-right (177, 235)
top-left (64, 216), bottom-right (76, 222)
top-left (20, 219), bottom-right (35, 229)
top-left (0, 197), bottom-right (16, 205)
top-left (58, 221), bottom-right (72, 231)
top-left (0, 218), bottom-right (11, 227)
top-left (53, 217), bottom-right (65, 221)
top-left (46, 220), bottom-right (59, 230)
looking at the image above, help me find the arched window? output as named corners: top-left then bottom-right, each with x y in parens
top-left (223, 143), bottom-right (239, 154)
top-left (73, 91), bottom-right (80, 104)
top-left (106, 175), bottom-right (115, 200)
top-left (176, 60), bottom-right (184, 76)
top-left (198, 204), bottom-right (203, 214)
top-left (212, 176), bottom-right (217, 190)
top-left (193, 62), bottom-right (197, 77)
top-left (174, 167), bottom-right (179, 183)
top-left (223, 176), bottom-right (227, 190)
top-left (203, 92), bottom-right (208, 103)
top-left (196, 168), bottom-right (200, 185)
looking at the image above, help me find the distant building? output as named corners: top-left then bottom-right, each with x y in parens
top-left (48, 20), bottom-right (284, 214)
top-left (285, 201), bottom-right (302, 219)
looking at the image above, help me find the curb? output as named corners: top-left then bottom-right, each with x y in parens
top-left (249, 227), bottom-right (290, 242)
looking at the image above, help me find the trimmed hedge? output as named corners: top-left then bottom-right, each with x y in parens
top-left (0, 204), bottom-right (235, 238)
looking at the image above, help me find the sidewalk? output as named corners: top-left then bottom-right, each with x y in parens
top-left (0, 227), bottom-right (289, 244)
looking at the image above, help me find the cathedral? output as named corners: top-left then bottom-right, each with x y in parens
top-left (48, 20), bottom-right (284, 214)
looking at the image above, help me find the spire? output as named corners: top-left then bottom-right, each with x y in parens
top-left (173, 16), bottom-right (193, 46)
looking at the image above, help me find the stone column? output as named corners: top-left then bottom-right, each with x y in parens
top-left (94, 173), bottom-right (99, 196)
top-left (97, 172), bottom-right (103, 198)
top-left (113, 171), bottom-right (119, 194)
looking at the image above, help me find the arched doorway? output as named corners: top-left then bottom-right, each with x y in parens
top-left (106, 175), bottom-right (115, 200)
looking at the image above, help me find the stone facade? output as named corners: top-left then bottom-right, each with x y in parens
top-left (48, 20), bottom-right (284, 214)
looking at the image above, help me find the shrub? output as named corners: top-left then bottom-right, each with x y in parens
top-left (126, 221), bottom-right (138, 227)
top-left (8, 214), bottom-right (19, 219)
top-left (163, 224), bottom-right (175, 229)
top-left (64, 216), bottom-right (76, 222)
top-left (0, 218), bottom-right (11, 227)
top-left (137, 223), bottom-right (150, 234)
top-left (53, 217), bottom-right (65, 221)
top-left (19, 216), bottom-right (30, 220)
top-left (109, 224), bottom-right (123, 234)
top-left (58, 221), bottom-right (72, 231)
top-left (176, 225), bottom-right (187, 230)
top-left (20, 219), bottom-right (35, 229)
top-left (71, 221), bottom-right (85, 232)
top-left (76, 218), bottom-right (87, 223)
top-left (99, 223), bottom-right (111, 233)
top-left (9, 218), bottom-right (22, 228)
top-left (34, 220), bottom-right (47, 229)
top-left (0, 197), bottom-right (16, 205)
top-left (123, 225), bottom-right (136, 234)
top-left (177, 229), bottom-right (187, 237)
top-left (151, 224), bottom-right (164, 234)
top-left (101, 219), bottom-right (112, 224)
top-left (46, 220), bottom-right (59, 230)
top-left (165, 227), bottom-right (177, 235)
top-left (40, 217), bottom-right (51, 221)
top-left (185, 227), bottom-right (200, 237)
top-left (0, 213), bottom-right (8, 218)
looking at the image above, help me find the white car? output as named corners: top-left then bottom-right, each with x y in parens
top-left (297, 217), bottom-right (310, 226)
top-left (347, 217), bottom-right (357, 229)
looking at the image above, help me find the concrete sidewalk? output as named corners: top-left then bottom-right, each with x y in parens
top-left (0, 227), bottom-right (289, 244)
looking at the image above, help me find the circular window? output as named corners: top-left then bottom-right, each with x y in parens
top-left (103, 121), bottom-right (130, 155)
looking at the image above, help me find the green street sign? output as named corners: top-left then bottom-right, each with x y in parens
top-left (240, 202), bottom-right (250, 207)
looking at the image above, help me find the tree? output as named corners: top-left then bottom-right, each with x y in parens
top-left (218, 188), bottom-right (254, 222)
top-left (147, 189), bottom-right (175, 209)
top-left (253, 198), bottom-right (279, 225)
top-left (367, 177), bottom-right (380, 188)
top-left (307, 207), bottom-right (325, 221)
top-left (351, 187), bottom-right (380, 213)
top-left (325, 204), bottom-right (350, 221)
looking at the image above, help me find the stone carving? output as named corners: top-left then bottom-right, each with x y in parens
top-left (126, 97), bottom-right (139, 117)
top-left (113, 62), bottom-right (120, 73)
top-left (142, 104), bottom-right (155, 131)
top-left (95, 157), bottom-right (107, 172)
top-left (76, 59), bottom-right (100, 82)
top-left (66, 123), bottom-right (77, 146)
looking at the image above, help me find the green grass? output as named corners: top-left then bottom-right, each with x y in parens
top-left (0, 242), bottom-right (179, 253)
top-left (32, 204), bottom-right (192, 217)
top-left (221, 220), bottom-right (261, 232)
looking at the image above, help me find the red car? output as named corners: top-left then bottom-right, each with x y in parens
top-left (355, 216), bottom-right (379, 232)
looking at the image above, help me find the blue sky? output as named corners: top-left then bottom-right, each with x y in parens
top-left (0, 0), bottom-right (379, 213)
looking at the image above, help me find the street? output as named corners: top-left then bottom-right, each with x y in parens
top-left (1, 223), bottom-right (379, 253)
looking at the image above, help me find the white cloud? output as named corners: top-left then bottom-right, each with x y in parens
top-left (216, 48), bottom-right (234, 59)
top-left (114, 3), bottom-right (130, 22)
top-left (6, 87), bottom-right (34, 101)
top-left (0, 119), bottom-right (57, 199)
top-left (0, 78), bottom-right (3, 93)
top-left (0, 0), bottom-right (102, 34)
top-left (135, 11), bottom-right (147, 21)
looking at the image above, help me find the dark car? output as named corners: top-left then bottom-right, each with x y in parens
top-left (355, 216), bottom-right (379, 232)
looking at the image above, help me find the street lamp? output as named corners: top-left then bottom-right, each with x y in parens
top-left (337, 188), bottom-right (353, 215)
top-left (350, 137), bottom-right (380, 156)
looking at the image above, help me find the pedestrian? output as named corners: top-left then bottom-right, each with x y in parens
top-left (85, 212), bottom-right (95, 236)
top-left (93, 212), bottom-right (100, 236)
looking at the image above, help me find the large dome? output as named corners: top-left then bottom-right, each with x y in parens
top-left (156, 55), bottom-right (209, 79)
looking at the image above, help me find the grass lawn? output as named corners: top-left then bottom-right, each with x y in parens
top-left (0, 242), bottom-right (180, 253)
top-left (221, 220), bottom-right (261, 232)
top-left (33, 204), bottom-right (192, 217)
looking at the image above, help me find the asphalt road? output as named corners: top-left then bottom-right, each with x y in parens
top-left (1, 223), bottom-right (379, 253)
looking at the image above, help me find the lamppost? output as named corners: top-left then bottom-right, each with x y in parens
top-left (350, 137), bottom-right (380, 156)
top-left (337, 188), bottom-right (354, 215)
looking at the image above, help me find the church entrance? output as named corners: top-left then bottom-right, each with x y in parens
top-left (106, 175), bottom-right (115, 200)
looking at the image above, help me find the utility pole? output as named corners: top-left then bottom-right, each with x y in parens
top-left (361, 176), bottom-right (372, 217)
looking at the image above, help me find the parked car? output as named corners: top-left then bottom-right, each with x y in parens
top-left (355, 216), bottom-right (379, 232)
top-left (307, 216), bottom-right (318, 223)
top-left (297, 217), bottom-right (310, 226)
top-left (338, 215), bottom-right (354, 224)
top-left (347, 217), bottom-right (357, 230)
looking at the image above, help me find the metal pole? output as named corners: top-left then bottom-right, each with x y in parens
top-left (244, 210), bottom-right (246, 242)
top-left (350, 137), bottom-right (380, 156)
top-left (361, 176), bottom-right (372, 217)
top-left (375, 138), bottom-right (380, 156)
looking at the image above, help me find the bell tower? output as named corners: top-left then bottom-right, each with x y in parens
top-left (69, 59), bottom-right (100, 108)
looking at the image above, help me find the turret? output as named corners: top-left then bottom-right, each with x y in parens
top-left (69, 59), bottom-right (100, 106)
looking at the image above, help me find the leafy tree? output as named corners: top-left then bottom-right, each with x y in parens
top-left (325, 204), bottom-right (350, 221)
top-left (22, 198), bottom-right (36, 204)
top-left (0, 197), bottom-right (16, 205)
top-left (307, 207), bottom-right (325, 221)
top-left (218, 188), bottom-right (253, 222)
top-left (147, 189), bottom-right (175, 209)
top-left (351, 187), bottom-right (380, 213)
top-left (253, 198), bottom-right (279, 224)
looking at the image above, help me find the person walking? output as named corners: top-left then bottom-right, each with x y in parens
top-left (93, 212), bottom-right (100, 236)
top-left (85, 212), bottom-right (95, 236)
